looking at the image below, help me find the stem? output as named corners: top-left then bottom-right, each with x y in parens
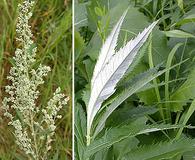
top-left (175, 39), bottom-right (187, 80)
top-left (2, 0), bottom-right (12, 21)
top-left (165, 70), bottom-right (170, 121)
top-left (161, 0), bottom-right (167, 29)
top-left (86, 128), bottom-right (91, 146)
top-left (148, 35), bottom-right (164, 121)
top-left (86, 128), bottom-right (90, 160)
top-left (147, 115), bottom-right (171, 140)
top-left (175, 100), bottom-right (195, 140)
top-left (30, 113), bottom-right (39, 160)
top-left (164, 43), bottom-right (183, 123)
top-left (175, 112), bottom-right (181, 125)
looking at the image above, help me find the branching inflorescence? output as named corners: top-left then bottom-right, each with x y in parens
top-left (2, 0), bottom-right (69, 159)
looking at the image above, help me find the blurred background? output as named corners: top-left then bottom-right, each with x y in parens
top-left (0, 0), bottom-right (72, 159)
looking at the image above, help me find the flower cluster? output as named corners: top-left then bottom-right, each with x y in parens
top-left (2, 0), bottom-right (69, 159)
top-left (42, 88), bottom-right (69, 155)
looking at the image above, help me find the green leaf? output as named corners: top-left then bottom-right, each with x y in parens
top-left (176, 14), bottom-right (195, 26)
top-left (176, 99), bottom-right (195, 139)
top-left (163, 30), bottom-right (195, 38)
top-left (81, 89), bottom-right (90, 107)
top-left (175, 7), bottom-right (195, 36)
top-left (93, 61), bottom-right (187, 137)
top-left (75, 31), bottom-right (85, 62)
top-left (170, 67), bottom-right (195, 111)
top-left (83, 59), bottom-right (95, 82)
top-left (74, 104), bottom-right (87, 160)
top-left (165, 43), bottom-right (183, 101)
top-left (122, 138), bottom-right (195, 160)
top-left (183, 150), bottom-right (195, 160)
top-left (177, 0), bottom-right (184, 10)
top-left (86, 0), bottom-right (130, 32)
top-left (75, 1), bottom-right (89, 29)
top-left (164, 43), bottom-right (183, 118)
top-left (137, 88), bottom-right (157, 105)
top-left (106, 106), bottom-right (157, 128)
top-left (85, 117), bottom-right (182, 158)
top-left (113, 137), bottom-right (139, 159)
top-left (86, 3), bottom-right (169, 66)
top-left (92, 147), bottom-right (114, 160)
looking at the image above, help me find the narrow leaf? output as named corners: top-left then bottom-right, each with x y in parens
top-left (165, 43), bottom-right (183, 106)
top-left (176, 99), bottom-right (195, 139)
top-left (163, 30), bottom-right (195, 38)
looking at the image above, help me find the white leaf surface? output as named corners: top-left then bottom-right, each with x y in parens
top-left (91, 9), bottom-right (128, 88)
top-left (87, 10), bottom-right (158, 133)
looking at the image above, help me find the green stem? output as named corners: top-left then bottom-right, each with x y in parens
top-left (176, 39), bottom-right (187, 80)
top-left (2, 0), bottom-right (12, 21)
top-left (30, 113), bottom-right (39, 160)
top-left (147, 115), bottom-right (171, 140)
top-left (175, 112), bottom-right (181, 125)
top-left (87, 127), bottom-right (91, 146)
top-left (164, 43), bottom-right (183, 123)
top-left (148, 35), bottom-right (164, 121)
top-left (161, 0), bottom-right (167, 29)
top-left (175, 100), bottom-right (195, 140)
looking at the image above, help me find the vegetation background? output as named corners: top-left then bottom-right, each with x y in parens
top-left (0, 0), bottom-right (72, 159)
top-left (75, 0), bottom-right (195, 159)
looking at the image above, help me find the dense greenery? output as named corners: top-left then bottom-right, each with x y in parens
top-left (75, 0), bottom-right (195, 159)
top-left (0, 0), bottom-right (72, 159)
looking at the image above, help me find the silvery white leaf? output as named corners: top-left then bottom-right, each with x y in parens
top-left (87, 9), bottom-right (158, 134)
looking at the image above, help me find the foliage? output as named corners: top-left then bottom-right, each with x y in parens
top-left (75, 0), bottom-right (195, 159)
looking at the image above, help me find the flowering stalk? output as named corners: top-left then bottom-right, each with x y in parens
top-left (2, 0), bottom-right (69, 159)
